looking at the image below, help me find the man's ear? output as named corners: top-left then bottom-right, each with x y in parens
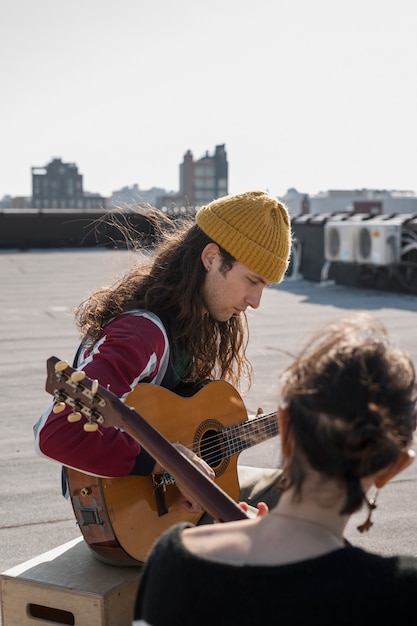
top-left (374, 450), bottom-right (415, 488)
top-left (201, 243), bottom-right (219, 271)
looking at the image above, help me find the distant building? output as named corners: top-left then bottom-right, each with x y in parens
top-left (109, 184), bottom-right (168, 209)
top-left (279, 189), bottom-right (310, 216)
top-left (11, 197), bottom-right (30, 209)
top-left (156, 144), bottom-right (228, 209)
top-left (31, 158), bottom-right (105, 209)
top-left (0, 195), bottom-right (12, 208)
top-left (281, 187), bottom-right (417, 217)
top-left (0, 195), bottom-right (30, 209)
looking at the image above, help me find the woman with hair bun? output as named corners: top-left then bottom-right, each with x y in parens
top-left (134, 312), bottom-right (417, 626)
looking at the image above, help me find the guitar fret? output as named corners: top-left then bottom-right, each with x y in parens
top-left (224, 413), bottom-right (278, 456)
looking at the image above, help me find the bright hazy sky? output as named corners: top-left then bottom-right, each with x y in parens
top-left (1, 0), bottom-right (416, 201)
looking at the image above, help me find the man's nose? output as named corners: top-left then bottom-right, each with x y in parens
top-left (246, 289), bottom-right (263, 309)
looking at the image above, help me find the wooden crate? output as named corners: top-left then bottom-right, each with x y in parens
top-left (0, 537), bottom-right (142, 626)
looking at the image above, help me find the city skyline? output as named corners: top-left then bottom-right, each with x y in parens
top-left (2, 148), bottom-right (417, 205)
top-left (1, 1), bottom-right (416, 201)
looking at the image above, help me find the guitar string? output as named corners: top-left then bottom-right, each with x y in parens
top-left (164, 412), bottom-right (278, 478)
top-left (183, 412), bottom-right (278, 460)
top-left (192, 412), bottom-right (277, 458)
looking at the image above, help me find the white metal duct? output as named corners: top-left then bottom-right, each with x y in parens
top-left (356, 221), bottom-right (402, 265)
top-left (324, 220), bottom-right (357, 262)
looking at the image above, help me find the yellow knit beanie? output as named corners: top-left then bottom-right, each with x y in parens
top-left (196, 191), bottom-right (292, 283)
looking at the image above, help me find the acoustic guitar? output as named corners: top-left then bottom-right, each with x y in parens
top-left (45, 357), bottom-right (278, 564)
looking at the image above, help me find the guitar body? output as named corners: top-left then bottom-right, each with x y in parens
top-left (66, 380), bottom-right (248, 564)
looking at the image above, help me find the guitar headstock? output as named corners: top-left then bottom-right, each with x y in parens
top-left (45, 356), bottom-right (124, 432)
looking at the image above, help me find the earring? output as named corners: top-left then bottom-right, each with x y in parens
top-left (357, 490), bottom-right (378, 533)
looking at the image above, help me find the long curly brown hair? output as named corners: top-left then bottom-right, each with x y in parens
top-left (74, 209), bottom-right (252, 389)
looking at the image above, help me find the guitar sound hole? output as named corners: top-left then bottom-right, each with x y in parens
top-left (199, 429), bottom-right (224, 469)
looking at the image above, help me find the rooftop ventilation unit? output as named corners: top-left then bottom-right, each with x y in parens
top-left (356, 221), bottom-right (401, 265)
top-left (324, 220), bottom-right (357, 262)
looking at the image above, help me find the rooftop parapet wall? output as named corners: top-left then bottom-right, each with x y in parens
top-left (0, 206), bottom-right (198, 250)
top-left (1, 210), bottom-right (416, 295)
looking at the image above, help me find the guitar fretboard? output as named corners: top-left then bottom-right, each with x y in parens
top-left (224, 413), bottom-right (278, 456)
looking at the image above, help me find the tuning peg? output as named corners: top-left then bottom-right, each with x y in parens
top-left (67, 412), bottom-right (82, 423)
top-left (91, 379), bottom-right (99, 395)
top-left (84, 422), bottom-right (99, 432)
top-left (54, 360), bottom-right (69, 372)
top-left (71, 371), bottom-right (86, 382)
top-left (52, 402), bottom-right (66, 414)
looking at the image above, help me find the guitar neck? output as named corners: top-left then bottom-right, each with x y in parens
top-left (225, 412), bottom-right (278, 457)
